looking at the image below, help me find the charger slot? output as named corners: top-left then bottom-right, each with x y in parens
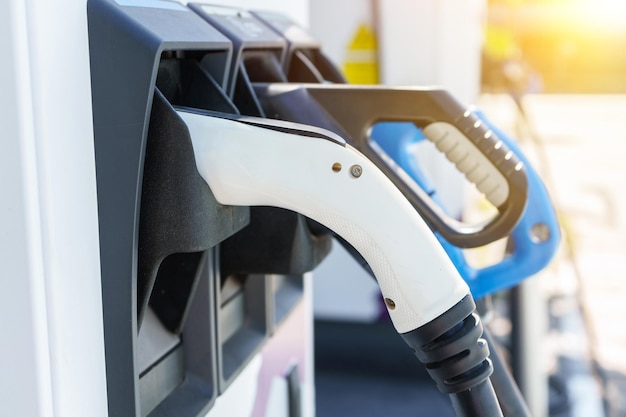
top-left (139, 344), bottom-right (185, 417)
top-left (149, 251), bottom-right (204, 334)
top-left (300, 49), bottom-right (346, 83)
top-left (220, 274), bottom-right (245, 343)
top-left (138, 307), bottom-right (182, 376)
top-left (287, 49), bottom-right (325, 83)
top-left (272, 274), bottom-right (304, 327)
top-left (89, 3), bottom-right (239, 415)
top-left (232, 49), bottom-right (287, 116)
top-left (242, 49), bottom-right (287, 83)
top-left (217, 272), bottom-right (269, 389)
top-left (157, 50), bottom-right (238, 113)
top-left (137, 249), bottom-right (218, 417)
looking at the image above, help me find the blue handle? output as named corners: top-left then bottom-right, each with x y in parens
top-left (371, 111), bottom-right (560, 298)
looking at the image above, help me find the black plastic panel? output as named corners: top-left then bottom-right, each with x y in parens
top-left (90, 3), bottom-right (332, 416)
top-left (220, 207), bottom-right (331, 277)
top-left (216, 270), bottom-right (269, 391)
top-left (88, 1), bottom-right (239, 415)
top-left (141, 250), bottom-right (219, 417)
top-left (188, 4), bottom-right (287, 97)
top-left (139, 89), bottom-right (249, 331)
top-left (251, 10), bottom-right (346, 83)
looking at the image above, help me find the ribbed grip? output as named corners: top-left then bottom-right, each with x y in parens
top-left (423, 111), bottom-right (524, 208)
top-left (401, 295), bottom-right (493, 394)
top-left (423, 112), bottom-right (524, 207)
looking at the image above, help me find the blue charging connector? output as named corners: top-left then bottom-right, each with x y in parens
top-left (372, 111), bottom-right (560, 298)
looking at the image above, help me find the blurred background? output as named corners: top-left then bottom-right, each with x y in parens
top-left (301, 1), bottom-right (626, 416)
top-left (484, 0), bottom-right (626, 94)
top-left (7, 1), bottom-right (625, 416)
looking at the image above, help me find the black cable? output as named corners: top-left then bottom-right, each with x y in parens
top-left (483, 328), bottom-right (532, 417)
top-left (450, 380), bottom-right (504, 417)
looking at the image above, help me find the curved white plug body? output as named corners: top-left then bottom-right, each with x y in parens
top-left (178, 110), bottom-right (469, 333)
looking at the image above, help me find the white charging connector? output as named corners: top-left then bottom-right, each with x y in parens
top-left (178, 110), bottom-right (468, 333)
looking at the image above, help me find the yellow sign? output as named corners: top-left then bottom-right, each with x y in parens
top-left (343, 24), bottom-right (379, 84)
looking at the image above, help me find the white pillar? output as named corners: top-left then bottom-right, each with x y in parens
top-left (0, 0), bottom-right (108, 416)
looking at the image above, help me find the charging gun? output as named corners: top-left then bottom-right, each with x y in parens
top-left (170, 94), bottom-right (504, 417)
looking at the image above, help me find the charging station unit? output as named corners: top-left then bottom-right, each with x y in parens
top-left (2, 1), bottom-right (553, 417)
top-left (88, 2), bottom-right (329, 416)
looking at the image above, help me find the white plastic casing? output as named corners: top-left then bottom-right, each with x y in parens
top-left (179, 111), bottom-right (469, 333)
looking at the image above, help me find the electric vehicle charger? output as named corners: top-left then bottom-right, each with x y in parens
top-left (251, 82), bottom-right (535, 417)
top-left (88, 2), bottom-right (329, 414)
top-left (86, 1), bottom-right (515, 414)
top-left (176, 10), bottom-right (506, 416)
top-left (195, 14), bottom-right (531, 413)
top-left (371, 111), bottom-right (560, 299)
top-left (154, 46), bottom-right (505, 415)
top-left (175, 100), bottom-right (504, 417)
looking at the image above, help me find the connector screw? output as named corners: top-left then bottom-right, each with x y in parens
top-left (384, 298), bottom-right (396, 310)
top-left (350, 164), bottom-right (363, 178)
top-left (332, 162), bottom-right (342, 172)
top-left (530, 222), bottom-right (551, 243)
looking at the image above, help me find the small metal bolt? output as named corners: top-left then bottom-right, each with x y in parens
top-left (384, 298), bottom-right (396, 310)
top-left (332, 162), bottom-right (342, 173)
top-left (350, 164), bottom-right (363, 178)
top-left (530, 222), bottom-right (551, 243)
